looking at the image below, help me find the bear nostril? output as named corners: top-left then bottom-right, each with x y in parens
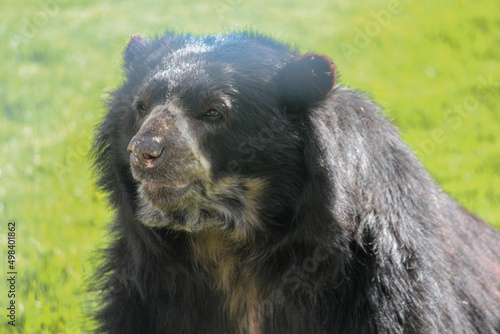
top-left (142, 149), bottom-right (163, 161)
top-left (139, 148), bottom-right (165, 168)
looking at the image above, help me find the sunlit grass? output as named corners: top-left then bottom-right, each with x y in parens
top-left (1, 0), bottom-right (498, 332)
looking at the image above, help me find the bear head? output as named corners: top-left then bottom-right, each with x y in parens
top-left (106, 33), bottom-right (336, 237)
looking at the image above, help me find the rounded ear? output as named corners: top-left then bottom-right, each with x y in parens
top-left (124, 34), bottom-right (149, 69)
top-left (280, 53), bottom-right (337, 106)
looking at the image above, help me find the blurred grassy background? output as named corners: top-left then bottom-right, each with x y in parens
top-left (0, 0), bottom-right (499, 332)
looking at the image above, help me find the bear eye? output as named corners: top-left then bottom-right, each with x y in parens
top-left (201, 108), bottom-right (222, 121)
top-left (137, 101), bottom-right (149, 116)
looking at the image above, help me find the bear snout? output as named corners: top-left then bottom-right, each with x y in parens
top-left (127, 135), bottom-right (166, 169)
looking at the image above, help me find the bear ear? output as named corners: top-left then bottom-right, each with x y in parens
top-left (124, 34), bottom-right (149, 68)
top-left (280, 53), bottom-right (337, 106)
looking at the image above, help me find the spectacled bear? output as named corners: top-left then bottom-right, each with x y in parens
top-left (91, 32), bottom-right (500, 333)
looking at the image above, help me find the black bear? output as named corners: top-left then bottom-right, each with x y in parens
top-left (92, 32), bottom-right (500, 333)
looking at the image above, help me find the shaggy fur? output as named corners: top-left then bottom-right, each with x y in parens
top-left (91, 32), bottom-right (500, 333)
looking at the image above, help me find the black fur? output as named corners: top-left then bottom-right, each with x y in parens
top-left (91, 32), bottom-right (500, 333)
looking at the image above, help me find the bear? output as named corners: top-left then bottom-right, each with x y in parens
top-left (91, 32), bottom-right (500, 333)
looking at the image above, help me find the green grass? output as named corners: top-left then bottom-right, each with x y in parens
top-left (1, 0), bottom-right (499, 332)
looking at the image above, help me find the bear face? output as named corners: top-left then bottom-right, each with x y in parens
top-left (112, 34), bottom-right (337, 235)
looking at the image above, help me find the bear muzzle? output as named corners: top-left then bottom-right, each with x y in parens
top-left (128, 135), bottom-right (167, 169)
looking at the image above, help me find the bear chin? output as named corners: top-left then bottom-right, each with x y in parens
top-left (140, 180), bottom-right (196, 206)
top-left (136, 176), bottom-right (268, 236)
top-left (136, 182), bottom-right (205, 230)
top-left (136, 196), bottom-right (206, 232)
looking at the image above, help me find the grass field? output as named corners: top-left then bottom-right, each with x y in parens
top-left (1, 0), bottom-right (499, 332)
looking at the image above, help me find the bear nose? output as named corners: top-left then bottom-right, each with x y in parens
top-left (127, 136), bottom-right (166, 168)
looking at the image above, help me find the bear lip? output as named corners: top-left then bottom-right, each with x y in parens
top-left (142, 180), bottom-right (191, 191)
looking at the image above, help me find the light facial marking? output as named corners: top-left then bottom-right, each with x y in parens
top-left (173, 42), bottom-right (214, 56)
top-left (151, 42), bottom-right (216, 82)
top-left (166, 101), bottom-right (212, 174)
top-left (151, 136), bottom-right (163, 144)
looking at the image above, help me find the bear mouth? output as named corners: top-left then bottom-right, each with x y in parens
top-left (143, 180), bottom-right (191, 191)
